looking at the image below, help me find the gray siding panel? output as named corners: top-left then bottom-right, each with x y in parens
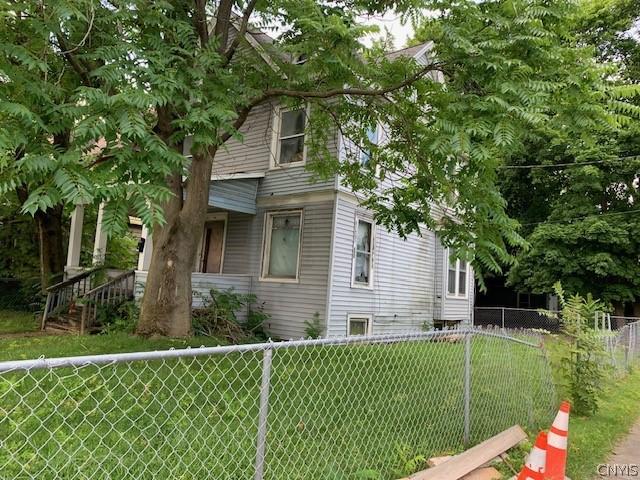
top-left (212, 103), bottom-right (274, 175)
top-left (251, 201), bottom-right (334, 339)
top-left (327, 196), bottom-right (436, 337)
top-left (259, 167), bottom-right (334, 196)
top-left (434, 238), bottom-right (474, 323)
top-left (133, 271), bottom-right (252, 320)
top-left (207, 101), bottom-right (338, 197)
top-left (208, 179), bottom-right (258, 214)
top-left (223, 212), bottom-right (252, 274)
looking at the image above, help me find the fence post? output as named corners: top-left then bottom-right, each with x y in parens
top-left (501, 308), bottom-right (505, 329)
top-left (463, 331), bottom-right (472, 446)
top-left (254, 345), bottom-right (273, 480)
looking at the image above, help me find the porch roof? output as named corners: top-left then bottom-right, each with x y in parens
top-left (208, 174), bottom-right (263, 214)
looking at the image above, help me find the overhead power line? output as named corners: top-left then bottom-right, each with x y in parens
top-left (497, 155), bottom-right (640, 170)
top-left (519, 208), bottom-right (640, 227)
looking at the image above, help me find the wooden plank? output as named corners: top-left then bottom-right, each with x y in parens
top-left (405, 425), bottom-right (527, 480)
top-left (461, 467), bottom-right (501, 480)
top-left (427, 456), bottom-right (452, 467)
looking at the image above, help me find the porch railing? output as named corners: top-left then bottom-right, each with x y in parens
top-left (41, 268), bottom-right (103, 329)
top-left (79, 270), bottom-right (136, 334)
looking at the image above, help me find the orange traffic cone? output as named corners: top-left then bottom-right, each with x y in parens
top-left (517, 431), bottom-right (547, 480)
top-left (545, 401), bottom-right (570, 480)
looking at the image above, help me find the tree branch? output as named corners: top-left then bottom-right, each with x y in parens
top-left (216, 62), bottom-right (444, 144)
top-left (55, 33), bottom-right (92, 86)
top-left (264, 62), bottom-right (444, 99)
top-left (193, 0), bottom-right (209, 45)
top-left (222, 0), bottom-right (259, 65)
top-left (214, 0), bottom-right (234, 54)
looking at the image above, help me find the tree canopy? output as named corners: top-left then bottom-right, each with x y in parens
top-left (1, 0), bottom-right (638, 334)
top-left (504, 0), bottom-right (640, 307)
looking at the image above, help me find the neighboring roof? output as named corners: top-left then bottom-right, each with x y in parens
top-left (386, 42), bottom-right (432, 61)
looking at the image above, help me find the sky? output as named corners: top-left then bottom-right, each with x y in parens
top-left (359, 12), bottom-right (415, 49)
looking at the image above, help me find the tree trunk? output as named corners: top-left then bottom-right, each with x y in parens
top-left (33, 205), bottom-right (66, 290)
top-left (137, 152), bottom-right (215, 337)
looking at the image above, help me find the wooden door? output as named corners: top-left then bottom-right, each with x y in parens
top-left (201, 220), bottom-right (225, 273)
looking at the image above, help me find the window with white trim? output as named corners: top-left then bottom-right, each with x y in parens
top-left (447, 251), bottom-right (468, 297)
top-left (352, 217), bottom-right (373, 287)
top-left (359, 125), bottom-right (378, 166)
top-left (261, 210), bottom-right (303, 281)
top-left (348, 314), bottom-right (372, 336)
top-left (275, 108), bottom-right (306, 166)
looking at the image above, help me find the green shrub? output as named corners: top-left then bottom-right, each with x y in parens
top-left (554, 282), bottom-right (608, 416)
top-left (193, 288), bottom-right (265, 342)
top-left (104, 234), bottom-right (139, 270)
top-left (247, 302), bottom-right (270, 340)
top-left (97, 301), bottom-right (139, 334)
top-left (304, 311), bottom-right (323, 338)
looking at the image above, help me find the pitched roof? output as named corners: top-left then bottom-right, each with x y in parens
top-left (386, 42), bottom-right (432, 61)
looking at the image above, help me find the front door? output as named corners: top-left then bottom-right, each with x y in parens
top-left (201, 220), bottom-right (225, 273)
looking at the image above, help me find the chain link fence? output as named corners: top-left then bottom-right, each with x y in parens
top-left (600, 320), bottom-right (640, 376)
top-left (474, 307), bottom-right (561, 332)
top-left (0, 328), bottom-right (557, 480)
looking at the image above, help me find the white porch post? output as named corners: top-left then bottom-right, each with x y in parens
top-left (65, 204), bottom-right (85, 277)
top-left (137, 225), bottom-right (153, 271)
top-left (92, 202), bottom-right (108, 265)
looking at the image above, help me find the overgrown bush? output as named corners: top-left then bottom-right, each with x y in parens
top-left (104, 234), bottom-right (139, 270)
top-left (554, 282), bottom-right (608, 416)
top-left (193, 288), bottom-right (268, 342)
top-left (304, 311), bottom-right (323, 338)
top-left (247, 302), bottom-right (269, 340)
top-left (97, 301), bottom-right (139, 334)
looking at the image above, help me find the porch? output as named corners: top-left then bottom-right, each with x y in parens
top-left (49, 174), bottom-right (262, 332)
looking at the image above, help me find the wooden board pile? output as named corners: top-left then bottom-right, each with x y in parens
top-left (398, 425), bottom-right (527, 480)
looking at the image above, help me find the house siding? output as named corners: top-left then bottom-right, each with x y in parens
top-left (204, 101), bottom-right (337, 197)
top-left (434, 239), bottom-right (474, 323)
top-left (134, 198), bottom-right (333, 338)
top-left (326, 195), bottom-right (435, 337)
top-left (251, 200), bottom-right (334, 339)
top-left (133, 271), bottom-right (252, 318)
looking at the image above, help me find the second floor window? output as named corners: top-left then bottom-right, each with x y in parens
top-left (276, 108), bottom-right (306, 166)
top-left (447, 252), bottom-right (468, 297)
top-left (352, 218), bottom-right (373, 287)
top-left (360, 125), bottom-right (378, 166)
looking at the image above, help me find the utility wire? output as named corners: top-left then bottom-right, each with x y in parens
top-left (497, 155), bottom-right (640, 170)
top-left (519, 208), bottom-right (640, 227)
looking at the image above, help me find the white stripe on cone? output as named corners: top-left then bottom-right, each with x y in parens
top-left (526, 444), bottom-right (546, 471)
top-left (553, 410), bottom-right (569, 431)
top-left (548, 431), bottom-right (568, 450)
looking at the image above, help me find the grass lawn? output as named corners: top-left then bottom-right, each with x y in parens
top-left (0, 332), bottom-right (555, 479)
top-left (543, 336), bottom-right (640, 479)
top-left (0, 309), bottom-right (40, 335)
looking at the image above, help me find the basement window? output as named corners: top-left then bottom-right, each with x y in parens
top-left (348, 314), bottom-right (372, 336)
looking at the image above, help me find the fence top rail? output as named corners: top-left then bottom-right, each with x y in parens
top-left (474, 307), bottom-right (559, 313)
top-left (0, 327), bottom-right (541, 373)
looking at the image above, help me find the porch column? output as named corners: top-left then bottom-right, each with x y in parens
top-left (92, 202), bottom-right (108, 265)
top-left (137, 225), bottom-right (153, 271)
top-left (66, 204), bottom-right (84, 272)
